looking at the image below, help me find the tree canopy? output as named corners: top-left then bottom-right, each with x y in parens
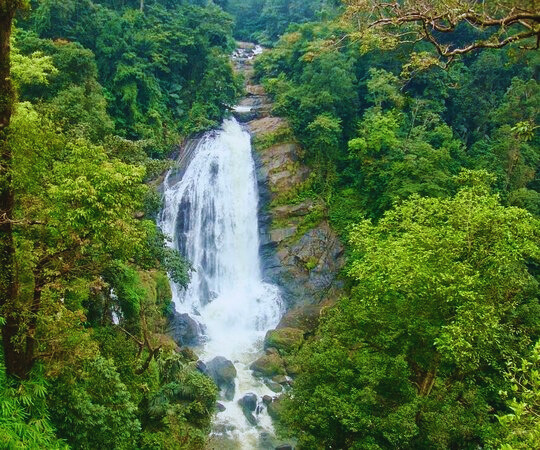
top-left (343, 0), bottom-right (540, 58)
top-left (282, 176), bottom-right (540, 448)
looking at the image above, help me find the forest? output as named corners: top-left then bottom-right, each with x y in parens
top-left (0, 0), bottom-right (539, 449)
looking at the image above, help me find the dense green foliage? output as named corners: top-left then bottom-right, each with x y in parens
top-left (0, 0), bottom-right (238, 447)
top-left (18, 0), bottom-right (242, 151)
top-left (255, 22), bottom-right (539, 226)
top-left (251, 5), bottom-right (539, 449)
top-left (225, 0), bottom-right (340, 45)
top-left (281, 177), bottom-right (540, 448)
top-left (0, 0), bottom-right (538, 448)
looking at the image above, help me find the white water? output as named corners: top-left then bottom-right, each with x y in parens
top-left (159, 118), bottom-right (283, 448)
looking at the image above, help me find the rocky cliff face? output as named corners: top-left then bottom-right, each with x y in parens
top-left (232, 43), bottom-right (345, 311)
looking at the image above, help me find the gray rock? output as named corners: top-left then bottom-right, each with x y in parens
top-left (262, 395), bottom-right (273, 405)
top-left (264, 380), bottom-right (282, 393)
top-left (216, 402), bottom-right (226, 412)
top-left (273, 200), bottom-right (316, 219)
top-left (206, 356), bottom-right (237, 401)
top-left (238, 392), bottom-right (258, 412)
top-left (269, 227), bottom-right (297, 243)
top-left (196, 360), bottom-right (207, 374)
top-left (272, 221), bottom-right (345, 307)
top-left (168, 312), bottom-right (201, 346)
top-left (238, 393), bottom-right (258, 426)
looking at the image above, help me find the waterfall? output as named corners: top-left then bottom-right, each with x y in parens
top-left (159, 118), bottom-right (283, 448)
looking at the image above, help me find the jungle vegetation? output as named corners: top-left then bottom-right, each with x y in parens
top-left (0, 0), bottom-right (538, 448)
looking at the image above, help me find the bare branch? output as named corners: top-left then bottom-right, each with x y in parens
top-left (345, 0), bottom-right (540, 58)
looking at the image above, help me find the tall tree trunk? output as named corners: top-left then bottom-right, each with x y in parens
top-left (22, 274), bottom-right (44, 374)
top-left (0, 2), bottom-right (23, 378)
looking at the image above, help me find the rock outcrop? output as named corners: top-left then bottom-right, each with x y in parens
top-left (249, 116), bottom-right (345, 307)
top-left (234, 42), bottom-right (345, 384)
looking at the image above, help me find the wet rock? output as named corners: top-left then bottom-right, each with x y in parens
top-left (262, 395), bottom-right (273, 405)
top-left (259, 432), bottom-right (275, 449)
top-left (216, 402), bottom-right (226, 412)
top-left (264, 379), bottom-right (283, 393)
top-left (248, 117), bottom-right (287, 136)
top-left (238, 392), bottom-right (258, 426)
top-left (272, 374), bottom-right (288, 385)
top-left (264, 327), bottom-right (304, 355)
top-left (275, 445), bottom-right (293, 450)
top-left (269, 227), bottom-right (297, 243)
top-left (232, 95), bottom-right (272, 121)
top-left (267, 396), bottom-right (285, 421)
top-left (250, 352), bottom-right (286, 377)
top-left (244, 413), bottom-right (258, 426)
top-left (277, 305), bottom-right (322, 332)
top-left (206, 356), bottom-right (237, 401)
top-left (168, 311), bottom-right (201, 346)
top-left (238, 393), bottom-right (258, 412)
top-left (195, 360), bottom-right (207, 374)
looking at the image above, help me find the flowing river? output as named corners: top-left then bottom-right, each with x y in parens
top-left (159, 118), bottom-right (284, 448)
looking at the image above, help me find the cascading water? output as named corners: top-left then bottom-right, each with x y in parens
top-left (159, 118), bottom-right (284, 448)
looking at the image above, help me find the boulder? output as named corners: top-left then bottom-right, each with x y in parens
top-left (216, 402), bottom-right (226, 412)
top-left (250, 353), bottom-right (286, 377)
top-left (238, 393), bottom-right (258, 426)
top-left (206, 356), bottom-right (237, 401)
top-left (168, 311), bottom-right (201, 346)
top-left (267, 396), bottom-right (285, 421)
top-left (271, 374), bottom-right (288, 385)
top-left (264, 327), bottom-right (304, 355)
top-left (262, 395), bottom-right (273, 406)
top-left (238, 393), bottom-right (258, 412)
top-left (264, 379), bottom-right (282, 393)
top-left (277, 304), bottom-right (322, 332)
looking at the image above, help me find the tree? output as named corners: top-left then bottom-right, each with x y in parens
top-left (282, 172), bottom-right (540, 448)
top-left (47, 356), bottom-right (141, 449)
top-left (0, 0), bottom-right (30, 378)
top-left (495, 340), bottom-right (540, 449)
top-left (343, 0), bottom-right (540, 58)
